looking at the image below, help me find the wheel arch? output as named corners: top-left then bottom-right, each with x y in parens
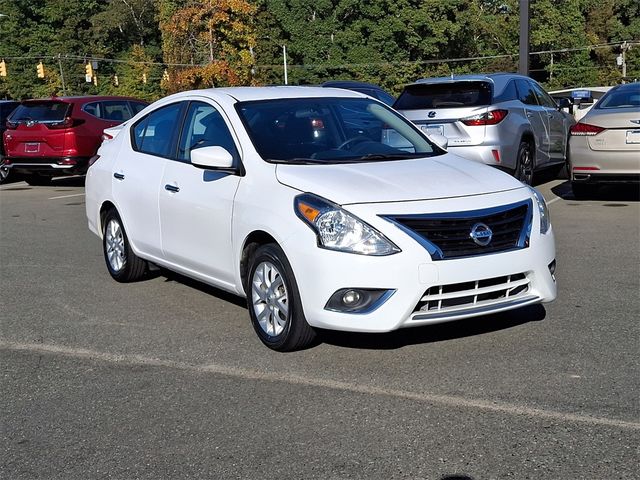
top-left (239, 230), bottom-right (279, 294)
top-left (99, 201), bottom-right (117, 235)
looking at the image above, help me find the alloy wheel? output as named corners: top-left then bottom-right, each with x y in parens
top-left (517, 146), bottom-right (533, 185)
top-left (251, 261), bottom-right (289, 337)
top-left (105, 219), bottom-right (126, 272)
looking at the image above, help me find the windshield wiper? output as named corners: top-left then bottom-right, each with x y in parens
top-left (266, 157), bottom-right (335, 165)
top-left (353, 153), bottom-right (423, 161)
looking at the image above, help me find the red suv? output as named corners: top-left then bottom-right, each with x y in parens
top-left (3, 96), bottom-right (148, 185)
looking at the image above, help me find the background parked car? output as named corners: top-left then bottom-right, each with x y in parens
top-left (0, 100), bottom-right (20, 184)
top-left (549, 87), bottom-right (612, 121)
top-left (394, 73), bottom-right (575, 185)
top-left (3, 96), bottom-right (148, 185)
top-left (321, 80), bottom-right (395, 106)
top-left (568, 82), bottom-right (640, 198)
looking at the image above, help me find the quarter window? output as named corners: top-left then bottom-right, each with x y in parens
top-left (178, 101), bottom-right (238, 163)
top-left (132, 103), bottom-right (183, 158)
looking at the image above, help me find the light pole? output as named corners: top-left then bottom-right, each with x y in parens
top-left (283, 45), bottom-right (288, 85)
top-left (518, 0), bottom-right (530, 76)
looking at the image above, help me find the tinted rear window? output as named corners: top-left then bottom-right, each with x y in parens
top-left (10, 101), bottom-right (70, 122)
top-left (394, 81), bottom-right (492, 109)
top-left (595, 84), bottom-right (640, 109)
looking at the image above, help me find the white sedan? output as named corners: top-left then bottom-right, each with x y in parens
top-left (86, 87), bottom-right (557, 351)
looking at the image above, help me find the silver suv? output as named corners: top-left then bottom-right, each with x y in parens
top-left (394, 73), bottom-right (574, 184)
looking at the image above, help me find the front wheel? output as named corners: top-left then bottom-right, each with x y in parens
top-left (247, 244), bottom-right (316, 351)
top-left (102, 209), bottom-right (148, 282)
top-left (514, 141), bottom-right (534, 185)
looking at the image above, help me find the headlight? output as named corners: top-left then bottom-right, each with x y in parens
top-left (294, 193), bottom-right (400, 255)
top-left (528, 186), bottom-right (551, 234)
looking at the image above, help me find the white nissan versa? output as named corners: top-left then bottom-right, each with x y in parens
top-left (86, 87), bottom-right (557, 351)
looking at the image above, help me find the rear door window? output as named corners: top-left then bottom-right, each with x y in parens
top-left (515, 80), bottom-right (539, 106)
top-left (9, 101), bottom-right (70, 123)
top-left (83, 101), bottom-right (135, 121)
top-left (130, 101), bottom-right (148, 115)
top-left (132, 102), bottom-right (184, 158)
top-left (394, 81), bottom-right (492, 109)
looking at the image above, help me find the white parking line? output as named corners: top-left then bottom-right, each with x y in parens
top-left (48, 193), bottom-right (85, 200)
top-left (2, 340), bottom-right (639, 431)
top-left (546, 196), bottom-right (563, 206)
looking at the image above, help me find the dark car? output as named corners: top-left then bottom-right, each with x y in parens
top-left (321, 80), bottom-right (395, 106)
top-left (3, 96), bottom-right (148, 185)
top-left (0, 100), bottom-right (20, 184)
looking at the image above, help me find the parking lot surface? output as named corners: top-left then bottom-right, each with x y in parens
top-left (1, 176), bottom-right (639, 479)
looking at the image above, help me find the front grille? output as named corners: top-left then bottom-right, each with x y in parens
top-left (415, 273), bottom-right (530, 314)
top-left (384, 200), bottom-right (531, 260)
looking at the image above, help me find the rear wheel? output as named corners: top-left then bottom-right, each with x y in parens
top-left (0, 163), bottom-right (10, 184)
top-left (514, 140), bottom-right (534, 185)
top-left (247, 243), bottom-right (316, 351)
top-left (103, 209), bottom-right (148, 282)
top-left (24, 174), bottom-right (52, 186)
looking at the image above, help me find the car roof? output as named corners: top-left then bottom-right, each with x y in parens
top-left (161, 86), bottom-right (366, 103)
top-left (410, 73), bottom-right (531, 86)
top-left (321, 80), bottom-right (386, 90)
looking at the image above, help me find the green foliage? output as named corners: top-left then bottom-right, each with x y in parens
top-left (0, 0), bottom-right (638, 101)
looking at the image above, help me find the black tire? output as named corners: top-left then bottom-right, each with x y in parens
top-left (514, 140), bottom-right (535, 185)
top-left (0, 162), bottom-right (10, 184)
top-left (102, 209), bottom-right (148, 282)
top-left (24, 174), bottom-right (52, 186)
top-left (246, 243), bottom-right (316, 352)
top-left (571, 182), bottom-right (598, 200)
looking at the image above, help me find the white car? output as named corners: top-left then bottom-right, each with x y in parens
top-left (86, 87), bottom-right (557, 351)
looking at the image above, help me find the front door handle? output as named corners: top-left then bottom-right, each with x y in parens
top-left (164, 184), bottom-right (180, 193)
top-left (113, 172), bottom-right (125, 180)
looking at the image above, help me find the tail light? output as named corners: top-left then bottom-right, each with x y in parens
top-left (102, 132), bottom-right (114, 141)
top-left (88, 155), bottom-right (100, 167)
top-left (461, 109), bottom-right (508, 126)
top-left (46, 117), bottom-right (85, 130)
top-left (570, 122), bottom-right (605, 136)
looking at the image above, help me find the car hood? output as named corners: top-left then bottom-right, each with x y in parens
top-left (275, 153), bottom-right (524, 205)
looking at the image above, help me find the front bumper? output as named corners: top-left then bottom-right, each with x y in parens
top-left (282, 190), bottom-right (557, 333)
top-left (4, 157), bottom-right (90, 175)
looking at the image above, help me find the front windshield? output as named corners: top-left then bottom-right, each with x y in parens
top-left (236, 97), bottom-right (442, 164)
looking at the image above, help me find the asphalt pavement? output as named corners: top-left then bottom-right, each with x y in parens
top-left (1, 175), bottom-right (639, 479)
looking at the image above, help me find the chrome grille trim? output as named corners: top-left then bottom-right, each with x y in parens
top-left (414, 273), bottom-right (531, 315)
top-left (381, 199), bottom-right (533, 260)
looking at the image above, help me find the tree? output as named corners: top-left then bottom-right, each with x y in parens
top-left (159, 0), bottom-right (256, 92)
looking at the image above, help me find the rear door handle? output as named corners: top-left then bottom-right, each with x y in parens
top-left (113, 172), bottom-right (125, 180)
top-left (164, 184), bottom-right (180, 193)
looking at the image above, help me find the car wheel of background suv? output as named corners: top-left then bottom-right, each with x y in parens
top-left (515, 140), bottom-right (534, 185)
top-left (103, 209), bottom-right (148, 282)
top-left (247, 243), bottom-right (316, 352)
top-left (0, 163), bottom-right (10, 184)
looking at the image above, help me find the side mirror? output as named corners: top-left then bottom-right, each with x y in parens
top-left (557, 97), bottom-right (572, 111)
top-left (429, 133), bottom-right (449, 150)
top-left (191, 146), bottom-right (234, 170)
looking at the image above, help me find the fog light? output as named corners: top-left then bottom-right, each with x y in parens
top-left (342, 290), bottom-right (361, 306)
top-left (325, 288), bottom-right (395, 314)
